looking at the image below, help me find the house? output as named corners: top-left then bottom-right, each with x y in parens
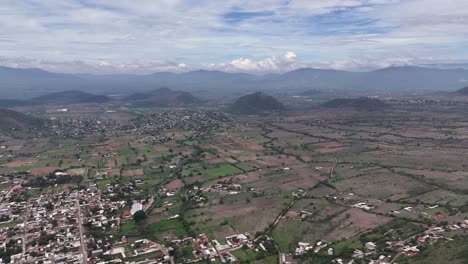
top-left (130, 202), bottom-right (143, 215)
top-left (123, 211), bottom-right (132, 219)
top-left (403, 246), bottom-right (419, 256)
top-left (436, 214), bottom-right (447, 220)
top-left (366, 242), bottom-right (377, 251)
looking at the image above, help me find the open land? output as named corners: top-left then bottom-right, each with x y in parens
top-left (0, 96), bottom-right (467, 264)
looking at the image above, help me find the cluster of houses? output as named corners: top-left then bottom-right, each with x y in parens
top-left (0, 184), bottom-right (85, 263)
top-left (135, 110), bottom-right (228, 136)
top-left (294, 240), bottom-right (328, 256)
top-left (168, 232), bottom-right (272, 263)
top-left (205, 183), bottom-right (243, 195)
top-left (76, 187), bottom-right (173, 264)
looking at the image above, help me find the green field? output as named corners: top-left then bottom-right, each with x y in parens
top-left (149, 219), bottom-right (188, 240)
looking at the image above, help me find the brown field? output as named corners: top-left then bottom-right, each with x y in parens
top-left (165, 179), bottom-right (184, 190)
top-left (325, 208), bottom-right (391, 240)
top-left (4, 160), bottom-right (37, 168)
top-left (121, 169), bottom-right (144, 177)
top-left (30, 166), bottom-right (60, 176)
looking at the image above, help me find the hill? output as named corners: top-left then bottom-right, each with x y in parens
top-left (31, 90), bottom-right (110, 104)
top-left (126, 88), bottom-right (200, 106)
top-left (229, 92), bottom-right (285, 115)
top-left (0, 108), bottom-right (43, 132)
top-left (2, 66), bottom-right (468, 99)
top-left (456, 86), bottom-right (468, 95)
top-left (322, 97), bottom-right (389, 111)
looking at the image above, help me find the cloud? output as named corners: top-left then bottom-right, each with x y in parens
top-left (207, 51), bottom-right (303, 73)
top-left (0, 53), bottom-right (304, 74)
top-left (3, 51), bottom-right (468, 75)
top-left (0, 56), bottom-right (189, 75)
top-left (0, 0), bottom-right (468, 73)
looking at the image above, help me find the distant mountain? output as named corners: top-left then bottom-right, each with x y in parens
top-left (31, 90), bottom-right (110, 105)
top-left (229, 92), bottom-right (285, 115)
top-left (0, 108), bottom-right (43, 132)
top-left (126, 88), bottom-right (200, 106)
top-left (456, 86), bottom-right (468, 95)
top-left (322, 97), bottom-right (389, 111)
top-left (1, 66), bottom-right (468, 99)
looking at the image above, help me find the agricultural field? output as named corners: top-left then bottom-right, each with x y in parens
top-left (0, 100), bottom-right (468, 263)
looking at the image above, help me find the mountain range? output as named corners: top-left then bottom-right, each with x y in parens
top-left (1, 66), bottom-right (468, 99)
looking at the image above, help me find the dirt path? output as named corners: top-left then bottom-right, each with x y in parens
top-left (330, 155), bottom-right (338, 180)
top-left (144, 160), bottom-right (182, 213)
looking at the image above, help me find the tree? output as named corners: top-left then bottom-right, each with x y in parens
top-left (133, 210), bottom-right (147, 222)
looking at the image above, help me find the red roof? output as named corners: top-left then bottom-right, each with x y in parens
top-left (123, 211), bottom-right (132, 217)
top-left (436, 214), bottom-right (447, 220)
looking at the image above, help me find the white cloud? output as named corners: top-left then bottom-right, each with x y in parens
top-left (0, 53), bottom-right (305, 74)
top-left (0, 0), bottom-right (468, 73)
top-left (3, 51), bottom-right (468, 75)
top-left (207, 51), bottom-right (303, 73)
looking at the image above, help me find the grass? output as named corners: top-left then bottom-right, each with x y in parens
top-left (149, 219), bottom-right (188, 240)
top-left (203, 164), bottom-right (242, 177)
top-left (332, 239), bottom-right (362, 256)
top-left (125, 250), bottom-right (163, 262)
top-left (181, 163), bottom-right (243, 178)
top-left (181, 245), bottom-right (194, 260)
top-left (235, 162), bottom-right (257, 172)
top-left (231, 248), bottom-right (261, 263)
top-left (262, 255), bottom-right (279, 264)
top-left (120, 221), bottom-right (137, 235)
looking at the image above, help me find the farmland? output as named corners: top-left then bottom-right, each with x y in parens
top-left (0, 98), bottom-right (468, 264)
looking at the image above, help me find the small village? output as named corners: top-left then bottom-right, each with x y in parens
top-left (0, 172), bottom-right (278, 264)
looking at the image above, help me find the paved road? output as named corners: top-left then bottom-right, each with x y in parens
top-left (76, 198), bottom-right (87, 264)
top-left (21, 207), bottom-right (28, 259)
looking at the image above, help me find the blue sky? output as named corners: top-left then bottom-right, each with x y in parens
top-left (1, 0), bottom-right (468, 74)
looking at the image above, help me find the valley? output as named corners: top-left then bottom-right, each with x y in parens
top-left (0, 93), bottom-right (467, 263)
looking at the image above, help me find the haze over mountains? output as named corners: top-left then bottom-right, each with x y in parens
top-left (0, 90), bottom-right (110, 108)
top-left (32, 90), bottom-right (110, 104)
top-left (2, 66), bottom-right (468, 99)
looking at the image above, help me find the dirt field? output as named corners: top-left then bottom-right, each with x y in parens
top-left (30, 166), bottom-right (60, 176)
top-left (121, 169), bottom-right (144, 177)
top-left (165, 179), bottom-right (184, 190)
top-left (326, 208), bottom-right (391, 240)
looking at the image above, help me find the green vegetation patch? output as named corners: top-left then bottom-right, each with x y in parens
top-left (149, 219), bottom-right (188, 240)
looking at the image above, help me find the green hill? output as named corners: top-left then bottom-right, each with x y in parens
top-left (229, 92), bottom-right (285, 115)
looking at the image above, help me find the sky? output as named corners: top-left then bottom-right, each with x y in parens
top-left (1, 0), bottom-right (468, 74)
